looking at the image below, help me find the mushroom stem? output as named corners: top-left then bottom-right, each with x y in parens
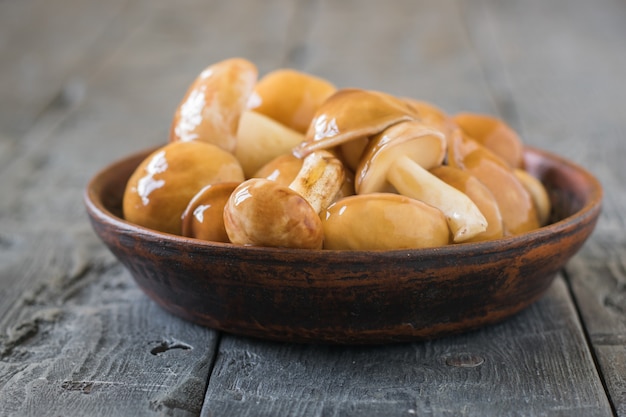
top-left (386, 155), bottom-right (488, 242)
top-left (288, 150), bottom-right (345, 214)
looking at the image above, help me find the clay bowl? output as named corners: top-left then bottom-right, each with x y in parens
top-left (84, 146), bottom-right (602, 344)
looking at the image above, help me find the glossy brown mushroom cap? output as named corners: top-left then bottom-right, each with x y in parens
top-left (293, 88), bottom-right (417, 158)
top-left (448, 130), bottom-right (540, 235)
top-left (224, 178), bottom-right (324, 249)
top-left (169, 58), bottom-right (258, 153)
top-left (431, 166), bottom-right (504, 242)
top-left (322, 193), bottom-right (450, 250)
top-left (249, 68), bottom-right (337, 134)
top-left (123, 141), bottom-right (245, 235)
top-left (453, 112), bottom-right (525, 169)
top-left (252, 153), bottom-right (304, 185)
top-left (181, 182), bottom-right (240, 242)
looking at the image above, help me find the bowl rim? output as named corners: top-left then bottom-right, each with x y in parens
top-left (84, 145), bottom-right (603, 261)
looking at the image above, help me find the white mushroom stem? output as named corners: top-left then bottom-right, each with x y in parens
top-left (386, 155), bottom-right (488, 242)
top-left (288, 150), bottom-right (345, 214)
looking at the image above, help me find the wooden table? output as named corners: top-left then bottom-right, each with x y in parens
top-left (1, 0), bottom-right (624, 415)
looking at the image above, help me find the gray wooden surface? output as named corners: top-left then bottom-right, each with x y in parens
top-left (0, 0), bottom-right (624, 416)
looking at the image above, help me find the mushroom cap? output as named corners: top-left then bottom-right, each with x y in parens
top-left (235, 110), bottom-right (304, 177)
top-left (223, 178), bottom-right (324, 249)
top-left (513, 168), bottom-right (552, 226)
top-left (453, 112), bottom-right (525, 169)
top-left (123, 141), bottom-right (245, 235)
top-left (181, 182), bottom-right (239, 242)
top-left (403, 98), bottom-right (456, 136)
top-left (355, 121), bottom-right (447, 194)
top-left (430, 166), bottom-right (504, 242)
top-left (321, 193), bottom-right (450, 250)
top-left (447, 131), bottom-right (540, 235)
top-left (169, 58), bottom-right (258, 153)
top-left (249, 68), bottom-right (337, 134)
top-left (252, 153), bottom-right (304, 185)
top-left (292, 88), bottom-right (417, 158)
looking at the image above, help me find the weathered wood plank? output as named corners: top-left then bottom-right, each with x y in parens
top-left (201, 278), bottom-right (611, 417)
top-left (461, 0), bottom-right (626, 414)
top-left (0, 0), bottom-right (133, 144)
top-left (0, 226), bottom-right (218, 417)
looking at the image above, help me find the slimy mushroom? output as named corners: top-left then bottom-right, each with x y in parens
top-left (248, 68), bottom-right (337, 134)
top-left (292, 88), bottom-right (417, 158)
top-left (430, 166), bottom-right (504, 242)
top-left (224, 150), bottom-right (344, 249)
top-left (235, 110), bottom-right (304, 178)
top-left (513, 168), bottom-right (552, 226)
top-left (169, 58), bottom-right (258, 153)
top-left (453, 112), bottom-right (525, 169)
top-left (252, 153), bottom-right (304, 186)
top-left (181, 182), bottom-right (240, 242)
top-left (321, 193), bottom-right (449, 250)
top-left (447, 130), bottom-right (540, 235)
top-left (355, 121), bottom-right (488, 243)
top-left (123, 141), bottom-right (245, 235)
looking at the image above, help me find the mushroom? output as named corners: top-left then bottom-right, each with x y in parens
top-left (403, 98), bottom-right (457, 139)
top-left (252, 153), bottom-right (304, 186)
top-left (453, 112), bottom-right (525, 169)
top-left (123, 141), bottom-right (245, 235)
top-left (169, 58), bottom-right (258, 153)
top-left (447, 129), bottom-right (540, 235)
top-left (253, 152), bottom-right (356, 198)
top-left (234, 110), bottom-right (304, 178)
top-left (181, 182), bottom-right (240, 242)
top-left (321, 193), bottom-right (449, 250)
top-left (292, 88), bottom-right (418, 159)
top-left (430, 166), bottom-right (504, 242)
top-left (355, 121), bottom-right (488, 243)
top-left (248, 68), bottom-right (337, 134)
top-left (513, 168), bottom-right (552, 226)
top-left (224, 150), bottom-right (344, 249)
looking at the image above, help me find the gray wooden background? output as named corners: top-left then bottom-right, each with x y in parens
top-left (1, 0), bottom-right (625, 416)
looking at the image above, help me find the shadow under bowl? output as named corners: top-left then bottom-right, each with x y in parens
top-left (84, 146), bottom-right (602, 344)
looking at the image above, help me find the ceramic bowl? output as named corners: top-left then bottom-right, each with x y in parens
top-left (84, 146), bottom-right (602, 344)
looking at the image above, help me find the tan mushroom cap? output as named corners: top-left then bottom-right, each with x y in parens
top-left (403, 98), bottom-right (457, 138)
top-left (252, 153), bottom-right (304, 186)
top-left (235, 110), bottom-right (305, 178)
top-left (430, 166), bottom-right (504, 242)
top-left (169, 58), bottom-right (258, 153)
top-left (181, 182), bottom-right (239, 242)
top-left (448, 130), bottom-right (540, 235)
top-left (322, 193), bottom-right (450, 250)
top-left (249, 68), bottom-right (337, 134)
top-left (123, 141), bottom-right (245, 235)
top-left (513, 168), bottom-right (552, 226)
top-left (355, 121), bottom-right (487, 242)
top-left (224, 178), bottom-right (324, 249)
top-left (292, 88), bottom-right (417, 158)
top-left (453, 112), bottom-right (525, 169)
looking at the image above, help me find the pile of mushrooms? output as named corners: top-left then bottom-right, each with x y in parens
top-left (122, 58), bottom-right (551, 250)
